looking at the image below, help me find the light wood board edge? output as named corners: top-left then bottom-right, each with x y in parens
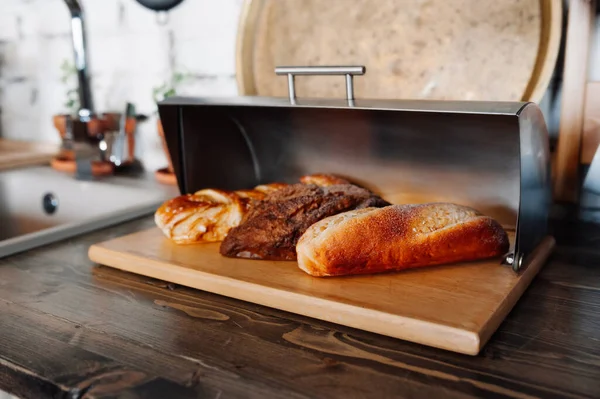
top-left (0, 154), bottom-right (54, 171)
top-left (235, 0), bottom-right (263, 95)
top-left (88, 231), bottom-right (555, 356)
top-left (521, 0), bottom-right (563, 103)
top-left (0, 139), bottom-right (59, 171)
top-left (236, 0), bottom-right (559, 102)
top-left (553, 0), bottom-right (596, 202)
top-left (581, 82), bottom-right (600, 164)
top-left (478, 235), bottom-right (556, 348)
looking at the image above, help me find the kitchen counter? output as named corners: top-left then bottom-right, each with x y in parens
top-left (1, 211), bottom-right (599, 399)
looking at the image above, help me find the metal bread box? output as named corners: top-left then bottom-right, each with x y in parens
top-left (157, 66), bottom-right (552, 272)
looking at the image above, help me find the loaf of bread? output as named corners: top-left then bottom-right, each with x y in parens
top-left (220, 182), bottom-right (390, 260)
top-left (154, 174), bottom-right (353, 245)
top-left (296, 203), bottom-right (510, 277)
top-left (154, 188), bottom-right (256, 244)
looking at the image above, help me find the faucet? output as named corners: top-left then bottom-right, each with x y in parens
top-left (62, 0), bottom-right (137, 179)
top-left (64, 0), bottom-right (95, 121)
top-left (63, 0), bottom-right (97, 180)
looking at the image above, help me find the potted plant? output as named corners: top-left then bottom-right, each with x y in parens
top-left (51, 59), bottom-right (114, 176)
top-left (52, 59), bottom-right (80, 141)
top-left (52, 59), bottom-right (107, 143)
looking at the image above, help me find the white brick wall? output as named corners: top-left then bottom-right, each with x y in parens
top-left (0, 0), bottom-right (243, 171)
top-left (0, 0), bottom-right (580, 173)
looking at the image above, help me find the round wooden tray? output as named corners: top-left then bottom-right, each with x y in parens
top-left (236, 0), bottom-right (562, 103)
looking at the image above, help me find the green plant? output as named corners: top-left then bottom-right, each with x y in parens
top-left (59, 59), bottom-right (79, 115)
top-left (152, 70), bottom-right (193, 106)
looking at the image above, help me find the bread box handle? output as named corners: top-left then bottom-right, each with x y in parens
top-left (275, 65), bottom-right (366, 104)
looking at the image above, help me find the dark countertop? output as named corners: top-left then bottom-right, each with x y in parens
top-left (1, 213), bottom-right (600, 399)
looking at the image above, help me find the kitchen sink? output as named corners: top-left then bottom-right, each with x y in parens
top-left (0, 165), bottom-right (176, 258)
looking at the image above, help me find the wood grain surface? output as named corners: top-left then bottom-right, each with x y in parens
top-left (237, 0), bottom-right (562, 103)
top-left (581, 82), bottom-right (600, 164)
top-left (0, 214), bottom-right (599, 398)
top-left (553, 0), bottom-right (596, 202)
top-left (521, 0), bottom-right (563, 103)
top-left (0, 139), bottom-right (58, 171)
top-left (88, 228), bottom-right (553, 356)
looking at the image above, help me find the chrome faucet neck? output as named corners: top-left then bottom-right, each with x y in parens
top-left (64, 0), bottom-right (95, 120)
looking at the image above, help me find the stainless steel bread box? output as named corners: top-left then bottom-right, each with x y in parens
top-left (157, 66), bottom-right (552, 272)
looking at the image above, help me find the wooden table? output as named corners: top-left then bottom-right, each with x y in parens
top-left (0, 139), bottom-right (58, 171)
top-left (1, 213), bottom-right (599, 399)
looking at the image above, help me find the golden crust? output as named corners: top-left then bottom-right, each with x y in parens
top-left (296, 203), bottom-right (510, 277)
top-left (235, 189), bottom-right (267, 201)
top-left (253, 182), bottom-right (289, 194)
top-left (299, 173), bottom-right (350, 186)
top-left (154, 189), bottom-right (246, 244)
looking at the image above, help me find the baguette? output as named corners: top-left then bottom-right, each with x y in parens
top-left (296, 203), bottom-right (510, 277)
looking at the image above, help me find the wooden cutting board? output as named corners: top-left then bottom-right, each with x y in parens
top-left (236, 0), bottom-right (562, 103)
top-left (89, 228), bottom-right (554, 355)
top-left (0, 139), bottom-right (59, 171)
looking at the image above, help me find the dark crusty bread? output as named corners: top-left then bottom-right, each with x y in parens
top-left (219, 183), bottom-right (390, 260)
top-left (296, 203), bottom-right (510, 277)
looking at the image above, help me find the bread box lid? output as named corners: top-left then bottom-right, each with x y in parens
top-left (157, 66), bottom-right (551, 272)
